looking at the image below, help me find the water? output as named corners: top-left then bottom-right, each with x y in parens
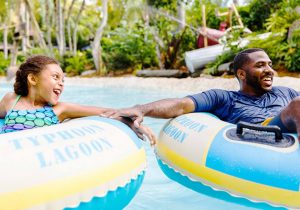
top-left (0, 82), bottom-right (284, 210)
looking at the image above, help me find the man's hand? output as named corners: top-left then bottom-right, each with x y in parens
top-left (101, 106), bottom-right (144, 128)
top-left (119, 116), bottom-right (156, 146)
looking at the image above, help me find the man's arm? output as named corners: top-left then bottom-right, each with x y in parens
top-left (103, 97), bottom-right (195, 126)
top-left (277, 96), bottom-right (300, 140)
top-left (136, 97), bottom-right (195, 119)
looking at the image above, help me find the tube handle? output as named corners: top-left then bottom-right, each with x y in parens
top-left (236, 121), bottom-right (283, 142)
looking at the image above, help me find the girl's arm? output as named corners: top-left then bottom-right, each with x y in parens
top-left (54, 102), bottom-right (114, 122)
top-left (0, 92), bottom-right (16, 118)
top-left (54, 102), bottom-right (156, 145)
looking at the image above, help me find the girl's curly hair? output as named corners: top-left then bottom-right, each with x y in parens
top-left (14, 55), bottom-right (59, 96)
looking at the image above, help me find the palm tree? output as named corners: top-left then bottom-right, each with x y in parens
top-left (92, 0), bottom-right (108, 74)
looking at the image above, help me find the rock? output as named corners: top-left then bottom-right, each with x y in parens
top-left (295, 6), bottom-right (300, 14)
top-left (81, 70), bottom-right (97, 77)
top-left (217, 62), bottom-right (234, 74)
top-left (288, 17), bottom-right (300, 41)
top-left (136, 69), bottom-right (189, 78)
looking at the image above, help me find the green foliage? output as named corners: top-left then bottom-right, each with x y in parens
top-left (101, 22), bottom-right (158, 72)
top-left (247, 32), bottom-right (300, 72)
top-left (16, 48), bottom-right (60, 66)
top-left (0, 52), bottom-right (10, 75)
top-left (147, 0), bottom-right (177, 10)
top-left (205, 26), bottom-right (250, 75)
top-left (163, 27), bottom-right (197, 69)
top-left (265, 4), bottom-right (300, 33)
top-left (207, 0), bottom-right (300, 75)
top-left (186, 0), bottom-right (221, 30)
top-left (179, 27), bottom-right (197, 56)
top-left (64, 51), bottom-right (95, 76)
top-left (241, 0), bottom-right (283, 31)
top-left (205, 49), bottom-right (239, 75)
top-left (107, 0), bottom-right (126, 29)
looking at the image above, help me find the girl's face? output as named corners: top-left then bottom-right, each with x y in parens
top-left (34, 64), bottom-right (64, 105)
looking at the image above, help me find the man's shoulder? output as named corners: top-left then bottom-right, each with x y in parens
top-left (272, 86), bottom-right (298, 93)
top-left (271, 86), bottom-right (300, 97)
top-left (272, 86), bottom-right (292, 90)
top-left (203, 89), bottom-right (237, 95)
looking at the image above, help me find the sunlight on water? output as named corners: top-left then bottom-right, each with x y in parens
top-left (0, 82), bottom-right (284, 210)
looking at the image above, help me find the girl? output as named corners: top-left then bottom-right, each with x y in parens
top-left (0, 55), bottom-right (155, 145)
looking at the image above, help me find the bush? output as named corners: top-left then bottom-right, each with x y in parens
top-left (102, 22), bottom-right (158, 72)
top-left (64, 51), bottom-right (95, 76)
top-left (241, 0), bottom-right (283, 31)
top-left (0, 52), bottom-right (10, 75)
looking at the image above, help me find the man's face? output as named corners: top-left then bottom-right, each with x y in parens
top-left (242, 51), bottom-right (275, 95)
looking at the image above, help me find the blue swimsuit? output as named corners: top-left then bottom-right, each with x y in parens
top-left (1, 95), bottom-right (59, 133)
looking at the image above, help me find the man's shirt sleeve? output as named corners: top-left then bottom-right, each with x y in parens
top-left (187, 89), bottom-right (230, 113)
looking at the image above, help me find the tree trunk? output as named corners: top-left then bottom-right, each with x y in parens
top-left (24, 0), bottom-right (47, 49)
top-left (73, 0), bottom-right (85, 55)
top-left (55, 0), bottom-right (64, 56)
top-left (92, 0), bottom-right (108, 74)
top-left (25, 6), bottom-right (30, 48)
top-left (45, 0), bottom-right (54, 54)
top-left (144, 6), bottom-right (164, 69)
top-left (10, 0), bottom-right (21, 67)
top-left (3, 25), bottom-right (8, 59)
top-left (177, 0), bottom-right (185, 31)
top-left (20, 1), bottom-right (27, 53)
top-left (62, 0), bottom-right (67, 55)
top-left (10, 38), bottom-right (20, 66)
top-left (66, 0), bottom-right (76, 53)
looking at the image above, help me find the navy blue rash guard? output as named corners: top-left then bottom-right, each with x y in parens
top-left (188, 86), bottom-right (300, 124)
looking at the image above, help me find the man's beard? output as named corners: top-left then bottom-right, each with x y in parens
top-left (245, 72), bottom-right (268, 95)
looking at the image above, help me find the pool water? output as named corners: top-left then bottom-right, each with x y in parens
top-left (0, 83), bottom-right (284, 210)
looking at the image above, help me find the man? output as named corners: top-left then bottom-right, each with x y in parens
top-left (103, 48), bottom-right (300, 142)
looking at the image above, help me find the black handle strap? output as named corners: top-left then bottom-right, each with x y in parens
top-left (236, 121), bottom-right (283, 142)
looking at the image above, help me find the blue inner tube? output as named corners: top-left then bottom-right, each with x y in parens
top-left (66, 172), bottom-right (145, 210)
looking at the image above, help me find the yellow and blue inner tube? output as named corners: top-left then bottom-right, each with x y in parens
top-left (156, 112), bottom-right (299, 209)
top-left (0, 116), bottom-right (146, 210)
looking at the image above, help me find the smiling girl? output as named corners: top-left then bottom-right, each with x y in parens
top-left (0, 55), bottom-right (156, 145)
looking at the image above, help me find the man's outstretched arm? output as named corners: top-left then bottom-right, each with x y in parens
top-left (102, 97), bottom-right (195, 126)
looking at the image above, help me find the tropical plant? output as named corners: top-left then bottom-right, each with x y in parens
top-left (0, 52), bottom-right (10, 75)
top-left (101, 22), bottom-right (158, 72)
top-left (241, 0), bottom-right (283, 31)
top-left (64, 50), bottom-right (95, 76)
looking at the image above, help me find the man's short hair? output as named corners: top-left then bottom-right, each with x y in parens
top-left (233, 48), bottom-right (265, 76)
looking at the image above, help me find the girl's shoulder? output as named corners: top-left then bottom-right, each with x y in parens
top-left (2, 92), bottom-right (17, 99)
top-left (0, 92), bottom-right (18, 116)
top-left (1, 92), bottom-right (18, 107)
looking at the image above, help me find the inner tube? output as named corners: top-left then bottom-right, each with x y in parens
top-left (0, 116), bottom-right (146, 210)
top-left (156, 112), bottom-right (299, 209)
